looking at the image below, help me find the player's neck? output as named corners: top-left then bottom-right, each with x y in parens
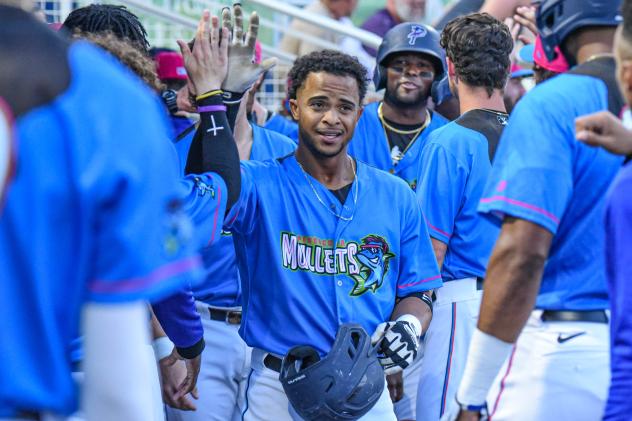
top-left (576, 44), bottom-right (615, 65)
top-left (381, 100), bottom-right (428, 125)
top-left (457, 84), bottom-right (506, 115)
top-left (295, 146), bottom-right (354, 189)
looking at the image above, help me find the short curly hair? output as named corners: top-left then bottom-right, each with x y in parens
top-left (287, 50), bottom-right (368, 103)
top-left (441, 13), bottom-right (513, 97)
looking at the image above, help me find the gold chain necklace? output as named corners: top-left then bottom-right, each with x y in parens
top-left (296, 156), bottom-right (358, 221)
top-left (378, 103), bottom-right (431, 166)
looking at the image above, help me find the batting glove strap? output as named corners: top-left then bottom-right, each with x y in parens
top-left (371, 320), bottom-right (420, 375)
top-left (175, 337), bottom-right (205, 360)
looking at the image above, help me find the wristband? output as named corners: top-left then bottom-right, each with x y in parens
top-left (196, 89), bottom-right (223, 101)
top-left (152, 336), bottom-right (174, 361)
top-left (396, 314), bottom-right (422, 338)
top-left (198, 105), bottom-right (227, 113)
top-left (222, 91), bottom-right (244, 105)
top-left (456, 328), bottom-right (514, 406)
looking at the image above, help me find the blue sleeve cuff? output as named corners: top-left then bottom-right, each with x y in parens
top-left (478, 195), bottom-right (560, 235)
top-left (152, 288), bottom-right (204, 350)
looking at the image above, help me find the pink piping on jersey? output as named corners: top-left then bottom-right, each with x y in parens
top-left (398, 274), bottom-right (442, 289)
top-left (427, 220), bottom-right (452, 239)
top-left (207, 176), bottom-right (222, 246)
top-left (90, 255), bottom-right (201, 294)
top-left (480, 196), bottom-right (560, 225)
top-left (489, 345), bottom-right (518, 420)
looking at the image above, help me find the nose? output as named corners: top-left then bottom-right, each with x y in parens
top-left (321, 108), bottom-right (341, 126)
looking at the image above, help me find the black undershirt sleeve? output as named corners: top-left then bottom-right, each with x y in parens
top-left (185, 94), bottom-right (241, 209)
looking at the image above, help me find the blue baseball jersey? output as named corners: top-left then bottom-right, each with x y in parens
top-left (604, 161), bottom-right (632, 421)
top-left (264, 113), bottom-right (299, 144)
top-left (0, 43), bottom-right (205, 416)
top-left (416, 109), bottom-right (506, 281)
top-left (196, 125), bottom-right (296, 307)
top-left (478, 58), bottom-right (625, 311)
top-left (173, 124), bottom-right (196, 174)
top-left (348, 102), bottom-right (449, 189)
top-left (225, 153), bottom-right (442, 356)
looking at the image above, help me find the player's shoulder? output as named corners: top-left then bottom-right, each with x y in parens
top-left (357, 159), bottom-right (415, 195)
top-left (426, 120), bottom-right (485, 152)
top-left (252, 124), bottom-right (296, 156)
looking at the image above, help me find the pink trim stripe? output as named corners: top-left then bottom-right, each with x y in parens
top-left (90, 256), bottom-right (200, 294)
top-left (427, 220), bottom-right (452, 239)
top-left (489, 345), bottom-right (517, 420)
top-left (207, 176), bottom-right (222, 246)
top-left (440, 303), bottom-right (457, 416)
top-left (480, 195), bottom-right (559, 225)
top-left (398, 274), bottom-right (442, 289)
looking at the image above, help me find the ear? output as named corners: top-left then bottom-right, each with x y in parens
top-left (622, 60), bottom-right (632, 95)
top-left (446, 57), bottom-right (457, 79)
top-left (355, 105), bottom-right (364, 123)
top-left (289, 98), bottom-right (300, 121)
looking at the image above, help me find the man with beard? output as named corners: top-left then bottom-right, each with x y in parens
top-left (349, 22), bottom-right (449, 193)
top-left (413, 13), bottom-right (512, 420)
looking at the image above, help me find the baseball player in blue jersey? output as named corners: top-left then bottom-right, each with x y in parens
top-left (0, 7), bottom-right (223, 419)
top-left (183, 30), bottom-right (443, 417)
top-left (445, 1), bottom-right (624, 420)
top-left (349, 23), bottom-right (449, 192)
top-left (414, 13), bottom-right (512, 421)
top-left (574, 4), bottom-right (632, 417)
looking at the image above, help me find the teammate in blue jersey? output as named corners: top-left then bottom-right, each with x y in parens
top-left (0, 8), bottom-right (208, 419)
top-left (574, 5), bottom-right (632, 417)
top-left (448, 1), bottom-right (624, 420)
top-left (183, 33), bottom-right (442, 417)
top-left (167, 82), bottom-right (296, 421)
top-left (348, 23), bottom-right (449, 192)
top-left (414, 13), bottom-right (512, 421)
top-left (0, 98), bottom-right (14, 207)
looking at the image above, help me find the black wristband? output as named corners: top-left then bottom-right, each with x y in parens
top-left (405, 292), bottom-right (433, 313)
top-left (176, 337), bottom-right (205, 359)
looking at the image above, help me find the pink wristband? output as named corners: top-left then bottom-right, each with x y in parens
top-left (197, 105), bottom-right (227, 113)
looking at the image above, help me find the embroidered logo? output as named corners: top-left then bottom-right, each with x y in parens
top-left (407, 25), bottom-right (427, 45)
top-left (280, 233), bottom-right (395, 296)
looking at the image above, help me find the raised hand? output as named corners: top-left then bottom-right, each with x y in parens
top-left (221, 3), bottom-right (277, 94)
top-left (177, 10), bottom-right (229, 96)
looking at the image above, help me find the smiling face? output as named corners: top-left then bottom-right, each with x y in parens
top-left (290, 72), bottom-right (363, 159)
top-left (384, 52), bottom-right (435, 109)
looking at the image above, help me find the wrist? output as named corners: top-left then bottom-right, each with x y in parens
top-left (152, 336), bottom-right (174, 361)
top-left (396, 314), bottom-right (422, 338)
top-left (457, 328), bottom-right (514, 406)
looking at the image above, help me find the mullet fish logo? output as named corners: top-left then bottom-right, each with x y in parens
top-left (280, 233), bottom-right (394, 297)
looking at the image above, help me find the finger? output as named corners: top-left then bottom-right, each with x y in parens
top-left (161, 352), bottom-right (179, 367)
top-left (220, 26), bottom-right (229, 59)
top-left (210, 15), bottom-right (220, 50)
top-left (221, 7), bottom-right (233, 44)
top-left (176, 39), bottom-right (192, 60)
top-left (176, 395), bottom-right (197, 411)
top-left (233, 3), bottom-right (244, 43)
top-left (195, 10), bottom-right (211, 56)
top-left (576, 130), bottom-right (608, 146)
top-left (246, 11), bottom-right (259, 49)
top-left (575, 112), bottom-right (609, 133)
top-left (260, 57), bottom-right (278, 73)
top-left (395, 383), bottom-right (404, 402)
top-left (191, 387), bottom-right (199, 400)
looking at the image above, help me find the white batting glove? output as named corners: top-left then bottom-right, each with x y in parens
top-left (371, 314), bottom-right (421, 375)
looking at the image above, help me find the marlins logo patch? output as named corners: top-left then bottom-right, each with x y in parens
top-left (407, 25), bottom-right (427, 45)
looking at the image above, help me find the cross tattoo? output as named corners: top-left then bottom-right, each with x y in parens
top-left (206, 115), bottom-right (225, 136)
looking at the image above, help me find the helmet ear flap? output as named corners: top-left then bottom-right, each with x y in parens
top-left (373, 64), bottom-right (387, 91)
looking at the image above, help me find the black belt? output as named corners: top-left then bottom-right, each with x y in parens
top-left (209, 308), bottom-right (242, 325)
top-left (15, 411), bottom-right (41, 420)
top-left (263, 353), bottom-right (283, 373)
top-left (476, 277), bottom-right (484, 290)
top-left (541, 310), bottom-right (608, 324)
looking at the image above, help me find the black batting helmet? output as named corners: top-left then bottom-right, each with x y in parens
top-left (279, 324), bottom-right (384, 421)
top-left (373, 22), bottom-right (446, 91)
top-left (537, 0), bottom-right (622, 61)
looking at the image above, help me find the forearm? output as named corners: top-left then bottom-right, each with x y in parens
top-left (430, 237), bottom-right (447, 270)
top-left (185, 94), bottom-right (241, 208)
top-left (477, 225), bottom-right (548, 342)
top-left (82, 302), bottom-right (154, 420)
top-left (152, 288), bottom-right (204, 359)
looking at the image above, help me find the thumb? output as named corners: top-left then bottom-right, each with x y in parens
top-left (371, 322), bottom-right (388, 345)
top-left (576, 129), bottom-right (608, 147)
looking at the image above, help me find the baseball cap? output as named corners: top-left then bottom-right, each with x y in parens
top-left (519, 36), bottom-right (569, 74)
top-left (155, 51), bottom-right (187, 81)
top-left (510, 63), bottom-right (533, 79)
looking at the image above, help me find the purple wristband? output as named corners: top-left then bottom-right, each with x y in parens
top-left (197, 104), bottom-right (227, 113)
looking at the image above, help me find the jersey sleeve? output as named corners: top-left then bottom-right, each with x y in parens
top-left (224, 161), bottom-right (259, 235)
top-left (478, 99), bottom-right (573, 234)
top-left (416, 140), bottom-right (468, 244)
top-left (180, 172), bottom-right (228, 248)
top-left (397, 187), bottom-right (443, 297)
top-left (87, 97), bottom-right (203, 303)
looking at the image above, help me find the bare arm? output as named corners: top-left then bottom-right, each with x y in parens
top-left (480, 0), bottom-right (531, 21)
top-left (477, 217), bottom-right (552, 342)
top-left (430, 237), bottom-right (448, 270)
top-left (392, 295), bottom-right (433, 336)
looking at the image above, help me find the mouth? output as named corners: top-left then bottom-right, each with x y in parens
top-left (316, 129), bottom-right (344, 144)
top-left (399, 81), bottom-right (420, 91)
